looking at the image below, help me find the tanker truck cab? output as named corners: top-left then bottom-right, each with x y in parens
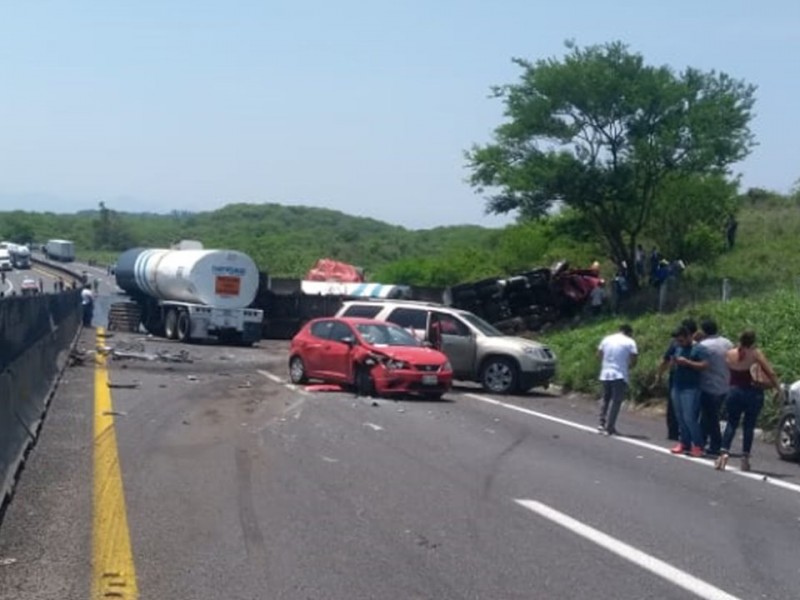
top-left (116, 247), bottom-right (263, 345)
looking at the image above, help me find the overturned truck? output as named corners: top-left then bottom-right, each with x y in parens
top-left (445, 262), bottom-right (603, 333)
top-left (254, 260), bottom-right (601, 339)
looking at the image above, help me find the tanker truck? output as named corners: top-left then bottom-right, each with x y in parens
top-left (114, 247), bottom-right (263, 344)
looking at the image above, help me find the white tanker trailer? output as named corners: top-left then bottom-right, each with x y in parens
top-left (115, 247), bottom-right (263, 344)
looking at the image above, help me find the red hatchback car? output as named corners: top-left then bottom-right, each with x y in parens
top-left (288, 317), bottom-right (453, 399)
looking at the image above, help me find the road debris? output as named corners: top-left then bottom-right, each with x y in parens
top-left (364, 422), bottom-right (384, 431)
top-left (109, 348), bottom-right (193, 363)
top-left (0, 557), bottom-right (17, 566)
top-left (107, 382), bottom-right (139, 389)
top-left (102, 410), bottom-right (128, 417)
top-left (238, 381), bottom-right (252, 389)
top-left (187, 375), bottom-right (198, 382)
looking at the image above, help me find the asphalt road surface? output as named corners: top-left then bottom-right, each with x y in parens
top-left (1, 256), bottom-right (115, 297)
top-left (2, 323), bottom-right (800, 599)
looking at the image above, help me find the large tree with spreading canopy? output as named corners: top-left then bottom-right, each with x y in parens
top-left (467, 41), bottom-right (756, 283)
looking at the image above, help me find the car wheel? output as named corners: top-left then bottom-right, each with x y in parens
top-left (176, 311), bottom-right (191, 342)
top-left (480, 357), bottom-right (519, 395)
top-left (776, 412), bottom-right (800, 461)
top-left (164, 309), bottom-right (178, 340)
top-left (289, 356), bottom-right (308, 384)
top-left (355, 366), bottom-right (375, 397)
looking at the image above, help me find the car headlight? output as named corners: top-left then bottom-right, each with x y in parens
top-left (385, 359), bottom-right (410, 370)
top-left (441, 361), bottom-right (452, 372)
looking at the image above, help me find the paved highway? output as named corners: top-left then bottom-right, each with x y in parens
top-left (2, 319), bottom-right (800, 598)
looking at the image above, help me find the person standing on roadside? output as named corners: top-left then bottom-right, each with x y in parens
top-left (657, 318), bottom-right (698, 441)
top-left (715, 330), bottom-right (782, 472)
top-left (597, 324), bottom-right (638, 436)
top-left (80, 284), bottom-right (94, 327)
top-left (697, 319), bottom-right (733, 456)
top-left (669, 326), bottom-right (709, 457)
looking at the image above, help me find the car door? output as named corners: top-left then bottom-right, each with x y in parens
top-left (304, 320), bottom-right (335, 377)
top-left (321, 321), bottom-right (357, 382)
top-left (385, 307), bottom-right (428, 340)
top-left (432, 312), bottom-right (476, 379)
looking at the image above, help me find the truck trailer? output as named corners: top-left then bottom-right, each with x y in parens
top-left (114, 247), bottom-right (263, 344)
top-left (45, 239), bottom-right (75, 262)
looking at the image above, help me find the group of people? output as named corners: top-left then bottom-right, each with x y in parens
top-left (597, 318), bottom-right (782, 471)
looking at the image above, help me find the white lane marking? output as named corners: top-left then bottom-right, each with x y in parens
top-left (258, 369), bottom-right (310, 396)
top-left (465, 393), bottom-right (800, 496)
top-left (3, 277), bottom-right (14, 293)
top-left (364, 422), bottom-right (384, 431)
top-left (258, 369), bottom-right (284, 384)
top-left (515, 499), bottom-right (742, 600)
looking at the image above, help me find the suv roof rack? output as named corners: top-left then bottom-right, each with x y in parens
top-left (342, 298), bottom-right (445, 308)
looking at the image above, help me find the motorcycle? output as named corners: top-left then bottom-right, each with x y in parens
top-left (775, 381), bottom-right (800, 461)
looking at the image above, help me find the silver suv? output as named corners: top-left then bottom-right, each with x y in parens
top-left (335, 300), bottom-right (556, 394)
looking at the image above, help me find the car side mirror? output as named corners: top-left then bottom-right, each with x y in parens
top-left (341, 336), bottom-right (356, 346)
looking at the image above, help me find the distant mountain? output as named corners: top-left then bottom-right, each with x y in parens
top-left (0, 202), bottom-right (500, 277)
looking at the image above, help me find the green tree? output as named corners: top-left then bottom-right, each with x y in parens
top-left (91, 202), bottom-right (136, 251)
top-left (646, 174), bottom-right (738, 263)
top-left (467, 41), bottom-right (756, 285)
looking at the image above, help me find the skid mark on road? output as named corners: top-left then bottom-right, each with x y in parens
top-left (93, 328), bottom-right (138, 600)
top-left (515, 499), bottom-right (741, 600)
top-left (465, 393), bottom-right (800, 496)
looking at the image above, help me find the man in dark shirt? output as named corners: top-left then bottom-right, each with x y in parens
top-left (668, 326), bottom-right (709, 457)
top-left (657, 319), bottom-right (698, 441)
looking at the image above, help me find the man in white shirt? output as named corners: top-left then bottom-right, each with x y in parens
top-left (81, 284), bottom-right (94, 327)
top-left (597, 324), bottom-right (638, 435)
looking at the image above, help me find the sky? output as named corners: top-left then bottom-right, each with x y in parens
top-left (0, 0), bottom-right (798, 229)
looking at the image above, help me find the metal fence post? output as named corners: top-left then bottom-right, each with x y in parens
top-left (722, 278), bottom-right (731, 303)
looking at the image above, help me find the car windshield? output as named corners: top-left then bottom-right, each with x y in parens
top-left (355, 323), bottom-right (421, 347)
top-left (460, 312), bottom-right (504, 337)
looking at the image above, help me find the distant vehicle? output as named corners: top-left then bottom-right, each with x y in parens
top-left (114, 246), bottom-right (263, 345)
top-left (45, 239), bottom-right (75, 262)
top-left (289, 317), bottom-right (453, 399)
top-left (0, 248), bottom-right (11, 271)
top-left (336, 299), bottom-right (557, 395)
top-left (7, 243), bottom-right (31, 269)
top-left (20, 278), bottom-right (38, 296)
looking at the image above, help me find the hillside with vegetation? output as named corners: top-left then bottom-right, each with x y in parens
top-left (539, 190), bottom-right (800, 427)
top-left (0, 201), bottom-right (599, 283)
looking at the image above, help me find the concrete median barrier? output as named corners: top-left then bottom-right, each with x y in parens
top-left (0, 287), bottom-right (82, 511)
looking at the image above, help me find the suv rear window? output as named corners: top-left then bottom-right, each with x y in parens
top-left (386, 307), bottom-right (427, 330)
top-left (341, 304), bottom-right (382, 319)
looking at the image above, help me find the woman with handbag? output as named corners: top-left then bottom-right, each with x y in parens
top-left (715, 330), bottom-right (782, 471)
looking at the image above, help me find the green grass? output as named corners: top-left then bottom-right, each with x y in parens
top-left (540, 289), bottom-right (800, 428)
top-left (75, 250), bottom-right (118, 267)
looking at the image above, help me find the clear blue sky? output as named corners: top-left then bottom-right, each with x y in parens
top-left (0, 0), bottom-right (797, 229)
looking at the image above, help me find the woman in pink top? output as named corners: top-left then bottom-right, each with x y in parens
top-left (715, 330), bottom-right (781, 471)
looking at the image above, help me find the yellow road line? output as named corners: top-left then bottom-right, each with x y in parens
top-left (93, 328), bottom-right (138, 599)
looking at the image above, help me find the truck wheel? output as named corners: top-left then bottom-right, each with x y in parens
top-left (176, 311), bottom-right (191, 342)
top-left (164, 309), bottom-right (178, 340)
top-left (776, 413), bottom-right (800, 461)
top-left (480, 357), bottom-right (519, 395)
top-left (289, 356), bottom-right (308, 384)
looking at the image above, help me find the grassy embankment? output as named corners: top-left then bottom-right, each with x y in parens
top-left (540, 198), bottom-right (800, 427)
